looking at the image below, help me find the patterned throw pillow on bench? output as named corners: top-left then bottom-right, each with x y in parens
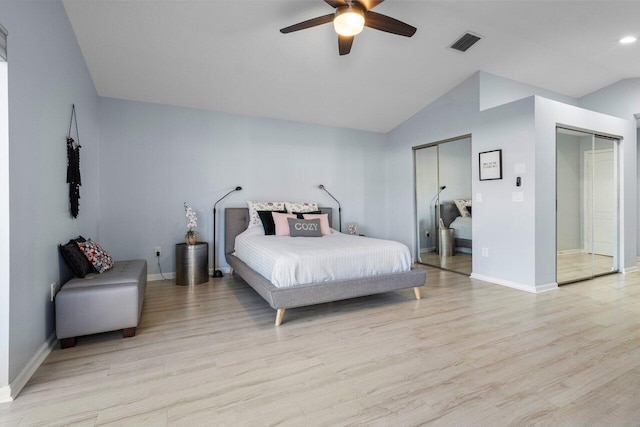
top-left (77, 240), bottom-right (114, 273)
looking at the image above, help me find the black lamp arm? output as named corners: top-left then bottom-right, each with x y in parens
top-left (318, 184), bottom-right (342, 232)
top-left (214, 186), bottom-right (243, 212)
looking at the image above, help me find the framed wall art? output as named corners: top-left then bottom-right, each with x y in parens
top-left (479, 149), bottom-right (502, 181)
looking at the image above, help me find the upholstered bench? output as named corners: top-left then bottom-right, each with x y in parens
top-left (55, 259), bottom-right (147, 349)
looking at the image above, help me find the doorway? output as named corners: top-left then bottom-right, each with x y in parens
top-left (556, 127), bottom-right (619, 284)
top-left (414, 135), bottom-right (472, 275)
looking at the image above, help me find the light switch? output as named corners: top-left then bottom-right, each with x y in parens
top-left (512, 192), bottom-right (524, 202)
top-left (476, 193), bottom-right (483, 202)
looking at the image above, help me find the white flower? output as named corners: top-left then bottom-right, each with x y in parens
top-left (184, 202), bottom-right (198, 232)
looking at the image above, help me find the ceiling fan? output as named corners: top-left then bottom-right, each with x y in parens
top-left (280, 0), bottom-right (417, 56)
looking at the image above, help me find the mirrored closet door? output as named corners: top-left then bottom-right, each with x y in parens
top-left (556, 127), bottom-right (618, 284)
top-left (414, 135), bottom-right (472, 275)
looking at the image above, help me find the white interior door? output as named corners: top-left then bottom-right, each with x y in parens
top-left (584, 149), bottom-right (615, 256)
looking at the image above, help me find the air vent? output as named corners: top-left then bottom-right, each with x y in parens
top-left (449, 32), bottom-right (482, 52)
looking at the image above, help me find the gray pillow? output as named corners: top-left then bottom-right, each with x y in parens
top-left (287, 218), bottom-right (322, 237)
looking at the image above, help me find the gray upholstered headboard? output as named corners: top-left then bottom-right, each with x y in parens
top-left (437, 201), bottom-right (461, 228)
top-left (224, 208), bottom-right (333, 257)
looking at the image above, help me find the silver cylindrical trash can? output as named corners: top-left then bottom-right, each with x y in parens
top-left (439, 228), bottom-right (455, 257)
top-left (175, 242), bottom-right (208, 285)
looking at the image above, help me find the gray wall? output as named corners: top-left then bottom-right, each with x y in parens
top-left (480, 71), bottom-right (578, 111)
top-left (97, 97), bottom-right (387, 274)
top-left (0, 1), bottom-right (100, 386)
top-left (472, 97), bottom-right (538, 286)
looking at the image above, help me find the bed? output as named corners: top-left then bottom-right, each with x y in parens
top-left (437, 201), bottom-right (472, 253)
top-left (224, 207), bottom-right (427, 326)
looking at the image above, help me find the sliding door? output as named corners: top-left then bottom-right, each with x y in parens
top-left (414, 135), bottom-right (472, 275)
top-left (556, 128), bottom-right (618, 284)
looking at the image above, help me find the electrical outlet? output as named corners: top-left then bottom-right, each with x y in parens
top-left (482, 247), bottom-right (489, 257)
top-left (50, 282), bottom-right (57, 302)
top-left (154, 246), bottom-right (162, 257)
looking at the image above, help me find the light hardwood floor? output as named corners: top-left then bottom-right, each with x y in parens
top-left (2, 266), bottom-right (640, 426)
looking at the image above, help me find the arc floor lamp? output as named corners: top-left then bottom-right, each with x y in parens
top-left (213, 186), bottom-right (242, 278)
top-left (318, 184), bottom-right (341, 232)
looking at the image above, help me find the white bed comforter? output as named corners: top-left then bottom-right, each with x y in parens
top-left (233, 227), bottom-right (412, 288)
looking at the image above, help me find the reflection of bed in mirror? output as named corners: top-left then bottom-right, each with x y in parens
top-left (436, 201), bottom-right (472, 252)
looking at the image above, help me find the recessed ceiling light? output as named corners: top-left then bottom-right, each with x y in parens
top-left (620, 36), bottom-right (637, 44)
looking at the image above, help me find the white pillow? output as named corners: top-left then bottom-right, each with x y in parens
top-left (285, 201), bottom-right (319, 213)
top-left (247, 201), bottom-right (286, 228)
top-left (454, 199), bottom-right (472, 218)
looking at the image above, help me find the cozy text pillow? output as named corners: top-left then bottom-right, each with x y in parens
top-left (272, 212), bottom-right (297, 236)
top-left (77, 240), bottom-right (114, 273)
top-left (288, 218), bottom-right (322, 237)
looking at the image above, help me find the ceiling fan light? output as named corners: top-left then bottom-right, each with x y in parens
top-left (334, 6), bottom-right (365, 37)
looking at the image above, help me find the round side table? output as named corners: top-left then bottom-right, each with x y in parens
top-left (175, 242), bottom-right (208, 285)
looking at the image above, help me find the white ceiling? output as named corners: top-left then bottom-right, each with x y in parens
top-left (62, 0), bottom-right (640, 133)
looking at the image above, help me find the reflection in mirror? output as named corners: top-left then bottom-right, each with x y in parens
top-left (556, 128), bottom-right (618, 284)
top-left (414, 136), bottom-right (472, 275)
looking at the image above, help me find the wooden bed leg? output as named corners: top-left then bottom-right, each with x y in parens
top-left (414, 287), bottom-right (422, 300)
top-left (229, 268), bottom-right (234, 276)
top-left (122, 327), bottom-right (136, 338)
top-left (60, 337), bottom-right (76, 349)
top-left (275, 309), bottom-right (286, 326)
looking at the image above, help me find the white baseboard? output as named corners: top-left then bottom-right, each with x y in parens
top-left (0, 332), bottom-right (57, 402)
top-left (0, 385), bottom-right (10, 403)
top-left (147, 267), bottom-right (231, 283)
top-left (622, 266), bottom-right (639, 274)
top-left (535, 282), bottom-right (559, 292)
top-left (147, 271), bottom-right (176, 282)
top-left (470, 273), bottom-right (558, 294)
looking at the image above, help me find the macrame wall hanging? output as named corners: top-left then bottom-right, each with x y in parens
top-left (66, 104), bottom-right (81, 218)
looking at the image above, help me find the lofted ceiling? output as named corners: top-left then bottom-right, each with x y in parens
top-left (62, 1), bottom-right (640, 133)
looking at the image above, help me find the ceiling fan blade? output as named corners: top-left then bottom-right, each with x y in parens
top-left (364, 11), bottom-right (416, 37)
top-left (356, 0), bottom-right (384, 11)
top-left (280, 14), bottom-right (334, 34)
top-left (325, 0), bottom-right (347, 8)
top-left (338, 35), bottom-right (354, 55)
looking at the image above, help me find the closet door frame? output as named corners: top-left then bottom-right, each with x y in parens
top-left (555, 125), bottom-right (620, 285)
top-left (412, 133), bottom-right (472, 274)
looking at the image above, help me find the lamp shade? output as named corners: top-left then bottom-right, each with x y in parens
top-left (334, 6), bottom-right (365, 36)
